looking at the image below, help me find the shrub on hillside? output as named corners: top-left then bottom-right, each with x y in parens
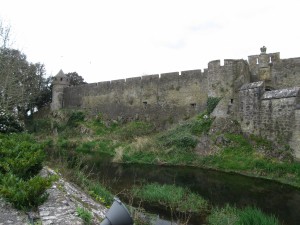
top-left (0, 133), bottom-right (45, 179)
top-left (115, 121), bottom-right (155, 140)
top-left (0, 133), bottom-right (53, 210)
top-left (0, 173), bottom-right (53, 210)
top-left (67, 111), bottom-right (85, 127)
top-left (0, 108), bottom-right (24, 133)
top-left (207, 97), bottom-right (221, 114)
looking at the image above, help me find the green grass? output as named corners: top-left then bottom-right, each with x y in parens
top-left (114, 121), bottom-right (155, 140)
top-left (207, 204), bottom-right (239, 225)
top-left (157, 113), bottom-right (212, 151)
top-left (207, 205), bottom-right (280, 225)
top-left (132, 183), bottom-right (209, 213)
top-left (199, 134), bottom-right (300, 186)
top-left (76, 207), bottom-right (93, 225)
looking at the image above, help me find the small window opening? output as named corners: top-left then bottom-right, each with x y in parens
top-left (269, 56), bottom-right (272, 63)
top-left (230, 99), bottom-right (233, 104)
top-left (190, 103), bottom-right (196, 108)
top-left (256, 58), bottom-right (259, 64)
top-left (60, 78), bottom-right (63, 81)
top-left (265, 86), bottom-right (273, 91)
top-left (143, 101), bottom-right (147, 105)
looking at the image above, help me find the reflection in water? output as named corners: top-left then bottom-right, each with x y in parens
top-left (88, 156), bottom-right (300, 225)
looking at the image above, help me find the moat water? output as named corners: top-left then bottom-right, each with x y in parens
top-left (87, 157), bottom-right (300, 225)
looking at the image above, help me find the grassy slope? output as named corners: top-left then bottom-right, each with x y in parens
top-left (32, 110), bottom-right (300, 189)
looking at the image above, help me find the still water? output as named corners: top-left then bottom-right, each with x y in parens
top-left (87, 158), bottom-right (300, 225)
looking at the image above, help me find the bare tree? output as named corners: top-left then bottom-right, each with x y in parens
top-left (0, 19), bottom-right (12, 49)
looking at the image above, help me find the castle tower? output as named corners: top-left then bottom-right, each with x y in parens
top-left (51, 70), bottom-right (70, 111)
top-left (258, 46), bottom-right (272, 88)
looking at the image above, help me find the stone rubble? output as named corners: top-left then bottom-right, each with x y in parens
top-left (0, 167), bottom-right (107, 225)
top-left (38, 166), bottom-right (107, 225)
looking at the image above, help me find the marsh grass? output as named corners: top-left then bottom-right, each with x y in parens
top-left (132, 183), bottom-right (209, 213)
top-left (207, 204), bottom-right (238, 225)
top-left (207, 205), bottom-right (280, 225)
top-left (132, 183), bottom-right (209, 224)
top-left (238, 207), bottom-right (280, 225)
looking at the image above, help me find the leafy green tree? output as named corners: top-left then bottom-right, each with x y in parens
top-left (0, 48), bottom-right (50, 119)
top-left (66, 72), bottom-right (87, 86)
top-left (34, 76), bottom-right (53, 110)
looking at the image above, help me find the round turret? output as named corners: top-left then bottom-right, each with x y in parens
top-left (51, 70), bottom-right (70, 111)
top-left (52, 69), bottom-right (70, 85)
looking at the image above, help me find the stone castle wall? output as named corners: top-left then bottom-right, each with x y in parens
top-left (62, 59), bottom-right (249, 126)
top-left (238, 81), bottom-right (265, 136)
top-left (63, 69), bottom-right (209, 126)
top-left (52, 48), bottom-right (300, 157)
top-left (238, 82), bottom-right (300, 156)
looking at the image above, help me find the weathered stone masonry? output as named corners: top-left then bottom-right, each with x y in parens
top-left (51, 47), bottom-right (300, 158)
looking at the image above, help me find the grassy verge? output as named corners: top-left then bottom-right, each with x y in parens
top-left (199, 134), bottom-right (300, 187)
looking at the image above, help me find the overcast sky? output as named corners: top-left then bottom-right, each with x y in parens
top-left (1, 0), bottom-right (300, 83)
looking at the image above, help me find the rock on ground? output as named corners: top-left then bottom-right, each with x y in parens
top-left (0, 198), bottom-right (28, 225)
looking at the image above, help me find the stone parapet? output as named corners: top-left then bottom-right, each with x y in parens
top-left (262, 87), bottom-right (300, 100)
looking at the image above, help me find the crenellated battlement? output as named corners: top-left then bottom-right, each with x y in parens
top-left (52, 47), bottom-right (300, 137)
top-left (54, 48), bottom-right (300, 114)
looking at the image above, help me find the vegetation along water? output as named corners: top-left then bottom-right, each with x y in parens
top-left (20, 105), bottom-right (299, 225)
top-left (1, 92), bottom-right (300, 224)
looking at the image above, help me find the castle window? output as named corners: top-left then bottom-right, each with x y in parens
top-left (60, 78), bottom-right (63, 81)
top-left (143, 101), bottom-right (148, 109)
top-left (231, 99), bottom-right (233, 104)
top-left (190, 103), bottom-right (196, 108)
top-left (265, 86), bottom-right (274, 91)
